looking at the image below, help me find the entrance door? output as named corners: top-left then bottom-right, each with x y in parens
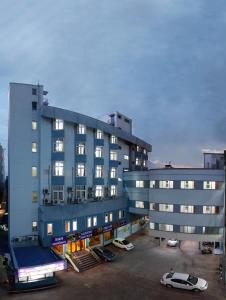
top-left (76, 240), bottom-right (85, 251)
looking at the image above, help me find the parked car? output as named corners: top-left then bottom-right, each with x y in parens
top-left (167, 239), bottom-right (178, 247)
top-left (93, 247), bottom-right (116, 262)
top-left (160, 272), bottom-right (208, 292)
top-left (112, 238), bottom-right (134, 251)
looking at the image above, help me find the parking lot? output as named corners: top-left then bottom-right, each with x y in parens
top-left (0, 229), bottom-right (225, 300)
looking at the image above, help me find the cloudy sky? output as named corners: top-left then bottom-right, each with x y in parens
top-left (1, 0), bottom-right (226, 168)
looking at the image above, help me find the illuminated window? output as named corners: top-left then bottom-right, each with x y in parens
top-left (32, 191), bottom-right (38, 203)
top-left (95, 165), bottom-right (103, 178)
top-left (110, 167), bottom-right (117, 178)
top-left (95, 185), bottom-right (103, 197)
top-left (52, 185), bottom-right (64, 203)
top-left (76, 163), bottom-right (85, 177)
top-left (54, 139), bottom-right (64, 152)
top-left (124, 155), bottom-right (129, 160)
top-left (150, 222), bottom-right (155, 230)
top-left (32, 167), bottom-right (37, 177)
top-left (110, 185), bottom-right (117, 197)
top-left (110, 150), bottom-right (117, 161)
top-left (87, 217), bottom-right (92, 228)
top-left (203, 206), bottom-right (217, 214)
top-left (180, 205), bottom-right (194, 213)
top-left (105, 213), bottom-right (109, 223)
top-left (78, 124), bottom-right (86, 134)
top-left (95, 146), bottom-right (103, 158)
top-left (109, 212), bottom-right (113, 222)
top-left (136, 180), bottom-right (144, 188)
top-left (119, 210), bottom-right (125, 219)
top-left (203, 181), bottom-right (216, 190)
top-left (159, 180), bottom-right (173, 189)
top-left (111, 135), bottom-right (117, 144)
top-left (149, 203), bottom-right (155, 210)
top-left (76, 143), bottom-right (85, 155)
top-left (65, 221), bottom-right (70, 233)
top-left (180, 226), bottom-right (195, 233)
top-left (93, 216), bottom-right (97, 227)
top-left (54, 119), bottom-right (64, 130)
top-left (150, 181), bottom-right (155, 188)
top-left (159, 224), bottom-right (173, 232)
top-left (47, 223), bottom-right (53, 235)
top-left (180, 181), bottom-right (194, 189)
top-left (32, 121), bottom-right (37, 130)
top-left (135, 201), bottom-right (144, 208)
top-left (32, 221), bottom-right (38, 231)
top-left (53, 161), bottom-right (64, 176)
top-left (72, 220), bottom-right (77, 231)
top-left (96, 129), bottom-right (103, 139)
top-left (159, 204), bottom-right (173, 212)
top-left (135, 158), bottom-right (142, 166)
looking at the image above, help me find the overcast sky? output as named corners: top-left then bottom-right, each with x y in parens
top-left (1, 0), bottom-right (226, 168)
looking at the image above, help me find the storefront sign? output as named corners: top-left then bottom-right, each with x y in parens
top-left (118, 219), bottom-right (127, 227)
top-left (103, 224), bottom-right (112, 233)
top-left (52, 236), bottom-right (67, 246)
top-left (80, 230), bottom-right (93, 240)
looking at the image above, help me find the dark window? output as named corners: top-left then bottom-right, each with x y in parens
top-left (32, 101), bottom-right (37, 110)
top-left (32, 88), bottom-right (37, 95)
top-left (124, 118), bottom-right (130, 123)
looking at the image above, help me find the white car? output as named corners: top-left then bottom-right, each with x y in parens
top-left (167, 239), bottom-right (178, 247)
top-left (160, 272), bottom-right (208, 292)
top-left (112, 238), bottom-right (134, 251)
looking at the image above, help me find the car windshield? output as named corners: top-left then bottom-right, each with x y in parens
top-left (122, 240), bottom-right (130, 245)
top-left (188, 275), bottom-right (198, 285)
top-left (103, 249), bottom-right (112, 255)
top-left (166, 273), bottom-right (174, 279)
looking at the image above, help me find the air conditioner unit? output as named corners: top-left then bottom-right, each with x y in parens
top-left (53, 200), bottom-right (59, 205)
top-left (67, 187), bottom-right (73, 193)
top-left (43, 188), bottom-right (49, 195)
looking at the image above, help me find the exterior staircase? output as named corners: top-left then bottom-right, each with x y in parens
top-left (71, 250), bottom-right (101, 272)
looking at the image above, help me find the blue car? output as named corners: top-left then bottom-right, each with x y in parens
top-left (93, 247), bottom-right (116, 262)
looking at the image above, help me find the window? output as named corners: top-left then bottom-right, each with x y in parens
top-left (105, 213), bottom-right (109, 223)
top-left (110, 150), bottom-right (117, 161)
top-left (149, 222), bottom-right (155, 230)
top-left (119, 210), bottom-right (125, 219)
top-left (32, 191), bottom-right (38, 203)
top-left (159, 180), bottom-right (173, 189)
top-left (110, 167), bottom-right (117, 178)
top-left (53, 161), bottom-right (64, 176)
top-left (135, 158), bottom-right (142, 166)
top-left (143, 160), bottom-right (147, 167)
top-left (143, 149), bottom-right (147, 155)
top-left (47, 223), bottom-right (53, 235)
top-left (159, 204), bottom-right (173, 212)
top-left (180, 226), bottom-right (195, 234)
top-left (180, 205), bottom-right (194, 214)
top-left (93, 216), bottom-right (97, 227)
top-left (65, 221), bottom-right (70, 233)
top-left (32, 101), bottom-right (37, 110)
top-left (150, 181), bottom-right (155, 188)
top-left (135, 201), bottom-right (144, 208)
top-left (110, 185), bottom-right (117, 197)
top-left (54, 139), bottom-right (64, 152)
top-left (72, 220), bottom-right (77, 231)
top-left (124, 155), bottom-right (129, 160)
top-left (32, 142), bottom-right (37, 153)
top-left (54, 119), bottom-right (64, 130)
top-left (95, 185), bottom-right (103, 197)
top-left (32, 121), bottom-right (37, 130)
top-left (75, 185), bottom-right (86, 200)
top-left (52, 186), bottom-right (64, 203)
top-left (109, 212), bottom-right (113, 222)
top-left (136, 145), bottom-right (141, 152)
top-left (111, 135), bottom-right (117, 144)
top-left (149, 203), bottom-right (156, 211)
top-left (96, 129), bottom-right (103, 139)
top-left (32, 88), bottom-right (37, 95)
top-left (32, 221), bottom-right (38, 231)
top-left (203, 181), bottom-right (216, 190)
top-left (76, 163), bottom-right (85, 177)
top-left (78, 124), bottom-right (86, 134)
top-left (203, 206), bottom-right (218, 214)
top-left (136, 180), bottom-right (144, 188)
top-left (95, 165), bottom-right (103, 178)
top-left (95, 146), bottom-right (103, 158)
top-left (159, 224), bottom-right (173, 232)
top-left (180, 181), bottom-right (194, 189)
top-left (76, 143), bottom-right (85, 155)
top-left (32, 166), bottom-right (37, 177)
top-left (87, 217), bottom-right (92, 228)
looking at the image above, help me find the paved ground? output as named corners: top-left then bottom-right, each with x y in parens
top-left (0, 229), bottom-right (225, 300)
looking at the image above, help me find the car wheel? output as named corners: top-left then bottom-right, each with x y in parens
top-left (166, 284), bottom-right (173, 288)
top-left (193, 288), bottom-right (201, 292)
